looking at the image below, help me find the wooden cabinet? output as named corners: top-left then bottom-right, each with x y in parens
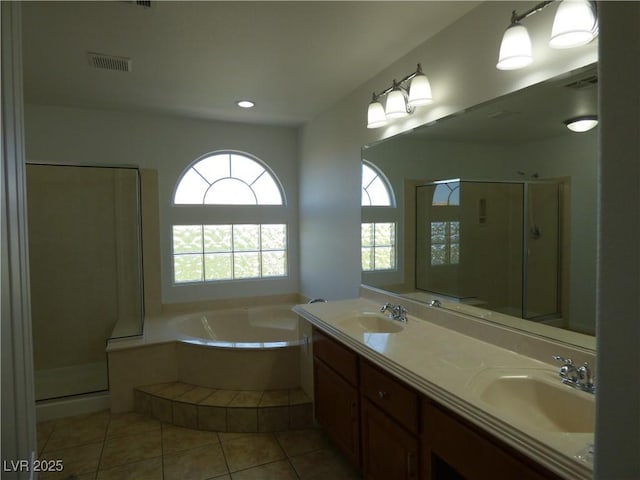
top-left (422, 401), bottom-right (562, 480)
top-left (361, 398), bottom-right (419, 479)
top-left (313, 328), bottom-right (360, 467)
top-left (360, 359), bottom-right (420, 479)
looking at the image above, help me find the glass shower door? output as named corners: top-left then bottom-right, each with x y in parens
top-left (26, 164), bottom-right (143, 401)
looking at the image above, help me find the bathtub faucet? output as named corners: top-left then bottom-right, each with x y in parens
top-left (380, 302), bottom-right (408, 323)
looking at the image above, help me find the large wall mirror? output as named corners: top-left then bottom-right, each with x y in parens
top-left (361, 63), bottom-right (597, 348)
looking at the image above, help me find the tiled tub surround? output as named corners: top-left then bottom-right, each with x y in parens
top-left (294, 295), bottom-right (595, 480)
top-left (134, 382), bottom-right (313, 433)
top-left (107, 303), bottom-right (307, 413)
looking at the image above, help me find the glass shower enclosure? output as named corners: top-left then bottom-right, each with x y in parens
top-left (26, 164), bottom-right (144, 401)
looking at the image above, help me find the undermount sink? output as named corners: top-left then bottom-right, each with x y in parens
top-left (338, 312), bottom-right (405, 333)
top-left (470, 369), bottom-right (595, 433)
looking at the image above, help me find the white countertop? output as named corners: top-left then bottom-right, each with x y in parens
top-left (294, 297), bottom-right (594, 480)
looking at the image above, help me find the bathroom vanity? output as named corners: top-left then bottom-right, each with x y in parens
top-left (294, 292), bottom-right (594, 480)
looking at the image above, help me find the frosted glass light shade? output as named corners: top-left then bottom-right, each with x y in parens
top-left (385, 89), bottom-right (408, 119)
top-left (496, 23), bottom-right (532, 70)
top-left (565, 116), bottom-right (598, 132)
top-left (549, 0), bottom-right (597, 49)
top-left (367, 100), bottom-right (387, 129)
top-left (408, 73), bottom-right (433, 107)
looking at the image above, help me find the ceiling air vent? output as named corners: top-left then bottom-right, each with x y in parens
top-left (121, 0), bottom-right (151, 7)
top-left (87, 52), bottom-right (132, 73)
top-left (564, 74), bottom-right (598, 90)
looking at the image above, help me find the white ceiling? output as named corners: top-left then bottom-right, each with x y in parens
top-left (21, 1), bottom-right (479, 126)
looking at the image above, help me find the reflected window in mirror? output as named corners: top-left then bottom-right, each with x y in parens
top-left (432, 181), bottom-right (460, 206)
top-left (430, 221), bottom-right (460, 266)
top-left (362, 222), bottom-right (396, 271)
top-left (430, 181), bottom-right (461, 266)
top-left (362, 161), bottom-right (395, 207)
top-left (361, 161), bottom-right (397, 272)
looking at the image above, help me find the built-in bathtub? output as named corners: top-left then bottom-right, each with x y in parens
top-left (170, 305), bottom-right (303, 348)
top-left (106, 303), bottom-right (309, 413)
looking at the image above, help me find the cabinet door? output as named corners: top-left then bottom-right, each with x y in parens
top-left (361, 398), bottom-right (419, 480)
top-left (314, 358), bottom-right (360, 467)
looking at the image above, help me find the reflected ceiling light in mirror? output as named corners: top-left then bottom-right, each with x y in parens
top-left (564, 115), bottom-right (598, 132)
top-left (366, 63), bottom-right (433, 129)
top-left (236, 100), bottom-right (255, 108)
top-left (496, 0), bottom-right (598, 71)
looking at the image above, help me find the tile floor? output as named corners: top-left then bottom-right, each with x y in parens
top-left (37, 410), bottom-right (362, 480)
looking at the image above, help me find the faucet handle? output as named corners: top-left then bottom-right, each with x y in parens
top-left (393, 304), bottom-right (407, 315)
top-left (380, 302), bottom-right (393, 313)
top-left (552, 355), bottom-right (579, 383)
top-left (578, 362), bottom-right (594, 386)
top-left (552, 355), bottom-right (573, 365)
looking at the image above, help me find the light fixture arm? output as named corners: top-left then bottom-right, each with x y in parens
top-left (367, 63), bottom-right (432, 128)
top-left (371, 64), bottom-right (425, 102)
top-left (509, 0), bottom-right (597, 26)
top-left (509, 0), bottom-right (554, 25)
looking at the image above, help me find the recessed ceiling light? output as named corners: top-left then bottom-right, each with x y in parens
top-left (236, 100), bottom-right (255, 109)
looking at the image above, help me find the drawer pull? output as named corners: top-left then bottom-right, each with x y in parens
top-left (378, 390), bottom-right (389, 399)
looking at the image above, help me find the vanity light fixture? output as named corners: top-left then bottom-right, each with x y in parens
top-left (367, 63), bottom-right (433, 129)
top-left (496, 0), bottom-right (598, 71)
top-left (564, 115), bottom-right (598, 132)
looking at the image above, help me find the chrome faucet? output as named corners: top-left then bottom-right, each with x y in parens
top-left (552, 356), bottom-right (595, 394)
top-left (380, 302), bottom-right (408, 323)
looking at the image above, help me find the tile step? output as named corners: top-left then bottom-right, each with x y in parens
top-left (134, 382), bottom-right (313, 433)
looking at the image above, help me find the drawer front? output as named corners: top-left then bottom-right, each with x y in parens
top-left (422, 400), bottom-right (561, 480)
top-left (313, 327), bottom-right (358, 385)
top-left (360, 359), bottom-right (418, 434)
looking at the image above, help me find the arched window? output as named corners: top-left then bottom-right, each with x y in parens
top-left (174, 151), bottom-right (284, 205)
top-left (171, 151), bottom-right (288, 284)
top-left (361, 161), bottom-right (396, 271)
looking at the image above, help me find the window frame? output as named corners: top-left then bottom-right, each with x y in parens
top-left (172, 150), bottom-right (287, 207)
top-left (171, 223), bottom-right (289, 284)
top-left (170, 150), bottom-right (289, 286)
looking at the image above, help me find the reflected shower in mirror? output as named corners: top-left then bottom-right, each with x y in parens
top-left (361, 63), bottom-right (597, 339)
top-left (415, 179), bottom-right (561, 323)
